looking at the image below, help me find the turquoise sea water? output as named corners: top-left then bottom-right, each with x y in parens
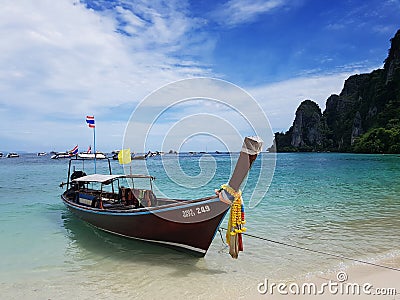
top-left (0, 153), bottom-right (399, 299)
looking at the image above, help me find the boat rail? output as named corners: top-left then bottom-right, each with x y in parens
top-left (65, 157), bottom-right (113, 190)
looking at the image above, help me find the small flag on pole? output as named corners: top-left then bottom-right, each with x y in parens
top-left (70, 145), bottom-right (78, 155)
top-left (118, 149), bottom-right (132, 165)
top-left (87, 145), bottom-right (91, 153)
top-left (85, 115), bottom-right (96, 172)
top-left (86, 116), bottom-right (95, 128)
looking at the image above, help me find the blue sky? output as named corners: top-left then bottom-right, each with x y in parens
top-left (0, 0), bottom-right (399, 152)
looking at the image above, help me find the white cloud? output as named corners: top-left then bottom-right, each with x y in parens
top-left (122, 78), bottom-right (275, 153)
top-left (0, 0), bottom-right (212, 151)
top-left (248, 66), bottom-right (380, 132)
top-left (212, 0), bottom-right (286, 27)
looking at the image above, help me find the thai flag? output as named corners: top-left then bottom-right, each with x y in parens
top-left (70, 145), bottom-right (78, 155)
top-left (86, 116), bottom-right (95, 128)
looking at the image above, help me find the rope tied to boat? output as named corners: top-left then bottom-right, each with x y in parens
top-left (219, 184), bottom-right (246, 259)
top-left (219, 227), bottom-right (400, 272)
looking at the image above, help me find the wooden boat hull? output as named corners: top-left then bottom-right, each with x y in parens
top-left (62, 194), bottom-right (230, 256)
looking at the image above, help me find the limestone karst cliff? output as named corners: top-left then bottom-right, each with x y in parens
top-left (275, 29), bottom-right (400, 153)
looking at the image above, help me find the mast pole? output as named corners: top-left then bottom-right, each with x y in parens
top-left (93, 121), bottom-right (96, 173)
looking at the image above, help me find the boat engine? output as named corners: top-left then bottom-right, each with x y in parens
top-left (71, 170), bottom-right (86, 190)
top-left (71, 170), bottom-right (86, 180)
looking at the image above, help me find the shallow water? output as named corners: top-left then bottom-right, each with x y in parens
top-left (0, 153), bottom-right (399, 299)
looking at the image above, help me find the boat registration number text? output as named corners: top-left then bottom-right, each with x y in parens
top-left (182, 205), bottom-right (211, 218)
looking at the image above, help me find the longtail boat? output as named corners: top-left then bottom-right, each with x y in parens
top-left (60, 136), bottom-right (263, 256)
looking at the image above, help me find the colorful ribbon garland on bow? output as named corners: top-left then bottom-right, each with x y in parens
top-left (220, 184), bottom-right (246, 258)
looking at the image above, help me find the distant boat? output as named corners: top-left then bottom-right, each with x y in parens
top-left (78, 152), bottom-right (107, 160)
top-left (130, 151), bottom-right (163, 160)
top-left (112, 150), bottom-right (151, 160)
top-left (112, 150), bottom-right (145, 160)
top-left (145, 151), bottom-right (164, 158)
top-left (111, 150), bottom-right (120, 160)
top-left (214, 151), bottom-right (230, 155)
top-left (51, 145), bottom-right (79, 159)
top-left (37, 152), bottom-right (47, 156)
top-left (131, 151), bottom-right (150, 160)
top-left (78, 146), bottom-right (106, 160)
top-left (131, 154), bottom-right (147, 160)
top-left (112, 150), bottom-right (163, 160)
top-left (51, 152), bottom-right (73, 159)
top-left (6, 152), bottom-right (19, 158)
top-left (0, 152), bottom-right (3, 158)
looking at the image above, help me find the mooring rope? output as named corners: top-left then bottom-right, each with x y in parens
top-left (217, 228), bottom-right (229, 253)
top-left (219, 227), bottom-right (400, 272)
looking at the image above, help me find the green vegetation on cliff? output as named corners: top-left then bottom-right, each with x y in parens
top-left (353, 124), bottom-right (400, 153)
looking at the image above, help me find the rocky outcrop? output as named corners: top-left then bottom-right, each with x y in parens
top-left (291, 100), bottom-right (324, 149)
top-left (384, 30), bottom-right (400, 83)
top-left (275, 29), bottom-right (400, 153)
top-left (351, 111), bottom-right (363, 145)
top-left (322, 74), bottom-right (368, 151)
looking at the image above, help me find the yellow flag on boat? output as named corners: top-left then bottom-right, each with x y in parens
top-left (118, 149), bottom-right (131, 164)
